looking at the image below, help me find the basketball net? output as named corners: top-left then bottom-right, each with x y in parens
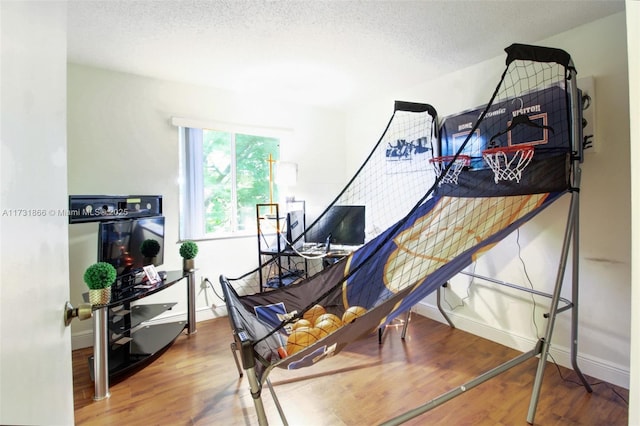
top-left (429, 155), bottom-right (470, 185)
top-left (482, 145), bottom-right (534, 184)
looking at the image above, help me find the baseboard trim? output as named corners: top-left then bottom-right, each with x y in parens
top-left (413, 301), bottom-right (630, 389)
top-left (72, 330), bottom-right (94, 351)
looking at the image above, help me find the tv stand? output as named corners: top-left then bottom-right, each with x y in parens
top-left (88, 269), bottom-right (196, 400)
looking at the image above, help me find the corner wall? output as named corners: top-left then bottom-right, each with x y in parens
top-left (345, 12), bottom-right (631, 388)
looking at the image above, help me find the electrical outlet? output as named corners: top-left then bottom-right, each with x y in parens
top-left (200, 277), bottom-right (208, 289)
top-left (578, 76), bottom-right (596, 153)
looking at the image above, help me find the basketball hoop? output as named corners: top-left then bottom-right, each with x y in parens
top-left (429, 155), bottom-right (470, 185)
top-left (482, 145), bottom-right (534, 184)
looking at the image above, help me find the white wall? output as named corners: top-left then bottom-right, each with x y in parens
top-left (67, 65), bottom-right (346, 345)
top-left (0, 1), bottom-right (74, 424)
top-left (345, 12), bottom-right (631, 388)
top-left (626, 0), bottom-right (639, 422)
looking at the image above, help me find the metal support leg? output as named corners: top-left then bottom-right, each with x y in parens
top-left (246, 366), bottom-right (269, 426)
top-left (266, 378), bottom-right (289, 426)
top-left (187, 270), bottom-right (197, 334)
top-left (401, 309), bottom-right (411, 339)
top-left (379, 309), bottom-right (414, 343)
top-left (380, 285), bottom-right (453, 344)
top-left (437, 284), bottom-right (455, 328)
top-left (230, 342), bottom-right (244, 377)
top-left (381, 345), bottom-right (541, 426)
top-left (526, 191), bottom-right (578, 423)
top-left (570, 185), bottom-right (593, 392)
top-left (93, 306), bottom-right (110, 400)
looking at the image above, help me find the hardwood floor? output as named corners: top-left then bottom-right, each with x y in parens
top-left (73, 314), bottom-right (628, 425)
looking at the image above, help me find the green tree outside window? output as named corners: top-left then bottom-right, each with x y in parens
top-left (202, 130), bottom-right (279, 234)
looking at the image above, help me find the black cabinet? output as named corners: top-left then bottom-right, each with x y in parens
top-left (88, 270), bottom-right (195, 399)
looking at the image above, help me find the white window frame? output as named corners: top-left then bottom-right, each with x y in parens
top-left (173, 117), bottom-right (290, 241)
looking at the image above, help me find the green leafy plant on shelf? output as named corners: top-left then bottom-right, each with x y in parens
top-left (83, 262), bottom-right (117, 289)
top-left (83, 262), bottom-right (117, 305)
top-left (179, 241), bottom-right (199, 259)
top-left (179, 241), bottom-right (198, 272)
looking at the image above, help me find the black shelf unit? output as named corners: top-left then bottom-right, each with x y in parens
top-left (86, 270), bottom-right (192, 382)
top-left (256, 202), bottom-right (307, 291)
top-left (94, 321), bottom-right (186, 378)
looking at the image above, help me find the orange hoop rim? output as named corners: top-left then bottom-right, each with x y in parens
top-left (429, 154), bottom-right (471, 165)
top-left (482, 144), bottom-right (534, 156)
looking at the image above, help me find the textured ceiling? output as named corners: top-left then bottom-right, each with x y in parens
top-left (67, 0), bottom-right (625, 110)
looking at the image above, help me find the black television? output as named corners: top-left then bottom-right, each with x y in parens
top-left (97, 215), bottom-right (165, 282)
top-left (305, 205), bottom-right (365, 246)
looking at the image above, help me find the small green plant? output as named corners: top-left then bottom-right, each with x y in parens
top-left (83, 262), bottom-right (117, 290)
top-left (140, 239), bottom-right (161, 258)
top-left (179, 241), bottom-right (199, 260)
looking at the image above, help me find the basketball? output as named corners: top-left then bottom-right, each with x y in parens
top-left (342, 306), bottom-right (367, 324)
top-left (286, 327), bottom-right (320, 355)
top-left (302, 304), bottom-right (326, 324)
top-left (291, 319), bottom-right (312, 330)
top-left (315, 318), bottom-right (342, 338)
top-left (314, 313), bottom-right (342, 328)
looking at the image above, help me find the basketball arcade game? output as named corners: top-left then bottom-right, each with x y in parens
top-left (220, 44), bottom-right (591, 425)
top-left (382, 44), bottom-right (591, 425)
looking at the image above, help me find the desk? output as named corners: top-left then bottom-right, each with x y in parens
top-left (294, 245), bottom-right (360, 275)
top-left (258, 245), bottom-right (359, 290)
top-left (297, 244), bottom-right (359, 258)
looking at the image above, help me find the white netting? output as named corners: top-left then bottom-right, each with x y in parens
top-left (225, 44), bottom-right (576, 372)
top-left (482, 146), bottom-right (535, 183)
top-left (429, 155), bottom-right (470, 185)
top-left (233, 103), bottom-right (439, 294)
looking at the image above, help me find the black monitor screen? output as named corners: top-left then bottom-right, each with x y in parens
top-left (286, 210), bottom-right (305, 250)
top-left (305, 205), bottom-right (365, 246)
top-left (97, 216), bottom-right (165, 279)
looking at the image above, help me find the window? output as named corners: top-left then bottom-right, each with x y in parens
top-left (176, 119), bottom-right (283, 240)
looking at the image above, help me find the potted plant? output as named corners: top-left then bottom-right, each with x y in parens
top-left (84, 262), bottom-right (117, 305)
top-left (179, 240), bottom-right (198, 272)
top-left (140, 238), bottom-right (161, 265)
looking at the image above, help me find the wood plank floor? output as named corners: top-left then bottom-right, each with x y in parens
top-left (73, 314), bottom-right (628, 425)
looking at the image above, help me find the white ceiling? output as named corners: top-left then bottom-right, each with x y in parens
top-left (67, 0), bottom-right (625, 110)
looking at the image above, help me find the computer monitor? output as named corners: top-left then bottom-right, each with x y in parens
top-left (305, 205), bottom-right (365, 246)
top-left (286, 210), bottom-right (305, 250)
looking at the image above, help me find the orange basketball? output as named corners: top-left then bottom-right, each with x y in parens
top-left (315, 318), bottom-right (342, 338)
top-left (286, 327), bottom-right (320, 355)
top-left (302, 304), bottom-right (326, 324)
top-left (342, 306), bottom-right (367, 324)
top-left (314, 313), bottom-right (342, 328)
top-left (291, 319), bottom-right (312, 330)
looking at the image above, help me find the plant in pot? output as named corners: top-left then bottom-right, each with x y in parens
top-left (179, 240), bottom-right (198, 272)
top-left (140, 238), bottom-right (161, 265)
top-left (84, 262), bottom-right (117, 305)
